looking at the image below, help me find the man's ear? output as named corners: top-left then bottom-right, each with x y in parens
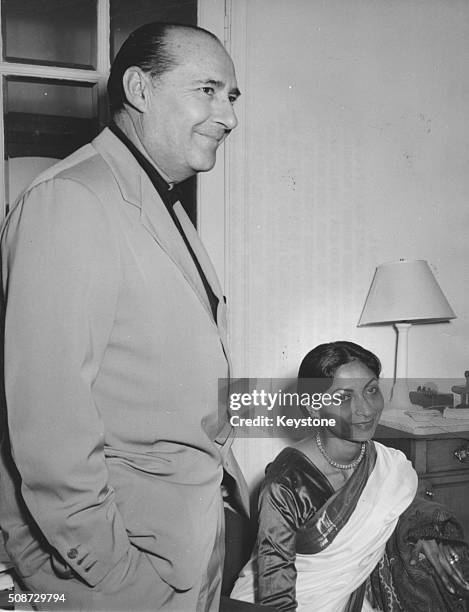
top-left (121, 66), bottom-right (152, 113)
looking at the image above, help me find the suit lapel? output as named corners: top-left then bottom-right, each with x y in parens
top-left (173, 202), bottom-right (231, 369)
top-left (139, 175), bottom-right (218, 326)
top-left (93, 129), bottom-right (224, 332)
top-left (173, 202), bottom-right (223, 301)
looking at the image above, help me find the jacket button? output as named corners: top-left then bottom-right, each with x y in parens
top-left (67, 548), bottom-right (78, 560)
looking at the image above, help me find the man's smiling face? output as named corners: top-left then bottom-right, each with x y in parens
top-left (140, 29), bottom-right (240, 183)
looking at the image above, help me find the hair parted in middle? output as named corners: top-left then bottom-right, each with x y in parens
top-left (297, 341), bottom-right (381, 395)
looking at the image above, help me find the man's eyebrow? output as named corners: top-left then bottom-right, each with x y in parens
top-left (195, 79), bottom-right (242, 97)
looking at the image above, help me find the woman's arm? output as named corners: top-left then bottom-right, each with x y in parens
top-left (256, 480), bottom-right (299, 611)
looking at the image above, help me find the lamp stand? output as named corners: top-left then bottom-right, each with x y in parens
top-left (389, 323), bottom-right (414, 411)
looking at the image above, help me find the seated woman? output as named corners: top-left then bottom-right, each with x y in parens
top-left (231, 341), bottom-right (469, 611)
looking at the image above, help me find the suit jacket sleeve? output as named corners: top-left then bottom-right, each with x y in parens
top-left (2, 177), bottom-right (131, 586)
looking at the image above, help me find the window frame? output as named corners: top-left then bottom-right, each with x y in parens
top-left (0, 0), bottom-right (228, 251)
top-left (0, 0), bottom-right (109, 218)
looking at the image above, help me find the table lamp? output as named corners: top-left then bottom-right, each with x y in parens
top-left (358, 259), bottom-right (456, 411)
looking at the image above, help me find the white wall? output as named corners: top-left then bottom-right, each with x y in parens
top-left (225, 0), bottom-right (469, 488)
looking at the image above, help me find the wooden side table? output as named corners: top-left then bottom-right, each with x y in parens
top-left (376, 409), bottom-right (469, 537)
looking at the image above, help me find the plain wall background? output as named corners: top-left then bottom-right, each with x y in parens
top-left (223, 0), bottom-right (469, 488)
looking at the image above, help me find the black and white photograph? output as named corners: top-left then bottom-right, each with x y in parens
top-left (0, 1), bottom-right (468, 611)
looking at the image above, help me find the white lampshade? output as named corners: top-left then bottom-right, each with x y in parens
top-left (358, 259), bottom-right (456, 326)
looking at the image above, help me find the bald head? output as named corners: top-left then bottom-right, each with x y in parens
top-left (107, 22), bottom-right (223, 116)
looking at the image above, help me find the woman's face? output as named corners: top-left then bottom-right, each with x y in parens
top-left (320, 359), bottom-right (384, 442)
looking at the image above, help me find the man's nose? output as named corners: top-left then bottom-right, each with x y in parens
top-left (214, 98), bottom-right (238, 131)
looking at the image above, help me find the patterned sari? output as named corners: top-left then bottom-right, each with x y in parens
top-left (231, 442), bottom-right (468, 611)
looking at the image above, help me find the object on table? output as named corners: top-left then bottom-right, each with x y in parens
top-left (451, 371), bottom-right (469, 409)
top-left (409, 383), bottom-right (454, 409)
top-left (404, 408), bottom-right (442, 422)
top-left (443, 407), bottom-right (469, 421)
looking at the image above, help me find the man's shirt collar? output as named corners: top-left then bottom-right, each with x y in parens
top-left (109, 122), bottom-right (182, 207)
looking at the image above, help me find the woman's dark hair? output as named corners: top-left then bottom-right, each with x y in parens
top-left (107, 22), bottom-right (219, 116)
top-left (297, 341), bottom-right (381, 394)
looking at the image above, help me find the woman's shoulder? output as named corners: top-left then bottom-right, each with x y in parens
top-left (265, 446), bottom-right (313, 476)
top-left (372, 440), bottom-right (415, 467)
top-left (372, 440), bottom-right (418, 484)
top-left (259, 446), bottom-right (333, 525)
top-left (262, 445), bottom-right (332, 495)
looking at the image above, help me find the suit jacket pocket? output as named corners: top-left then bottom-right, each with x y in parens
top-left (107, 453), bottom-right (220, 591)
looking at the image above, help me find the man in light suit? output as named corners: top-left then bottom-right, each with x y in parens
top-left (0, 23), bottom-right (248, 611)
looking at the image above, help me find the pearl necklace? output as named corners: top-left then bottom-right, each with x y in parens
top-left (315, 432), bottom-right (366, 470)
